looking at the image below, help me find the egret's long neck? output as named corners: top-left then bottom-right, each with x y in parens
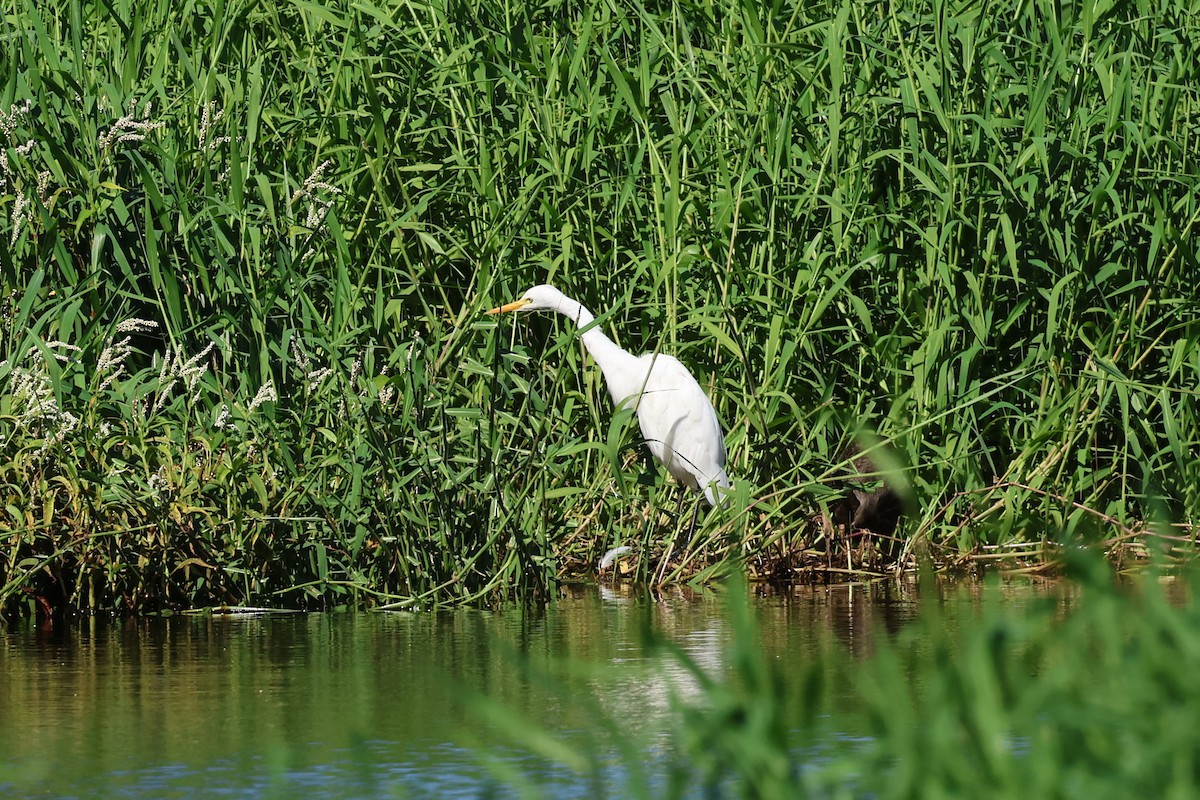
top-left (553, 296), bottom-right (639, 402)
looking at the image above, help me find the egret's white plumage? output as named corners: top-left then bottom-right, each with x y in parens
top-left (487, 284), bottom-right (729, 507)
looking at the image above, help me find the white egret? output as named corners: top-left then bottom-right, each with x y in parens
top-left (486, 285), bottom-right (730, 512)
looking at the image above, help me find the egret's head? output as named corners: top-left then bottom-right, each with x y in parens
top-left (485, 284), bottom-right (564, 315)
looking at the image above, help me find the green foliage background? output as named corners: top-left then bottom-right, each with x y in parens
top-left (1, 0), bottom-right (1197, 613)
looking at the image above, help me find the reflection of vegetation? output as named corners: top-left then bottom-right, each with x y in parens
top-left (3, 0), bottom-right (1199, 615)
top-left (484, 568), bottom-right (1200, 798)
top-left (3, 575), bottom-right (1196, 796)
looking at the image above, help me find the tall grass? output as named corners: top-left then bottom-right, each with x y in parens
top-left (1, 0), bottom-right (1198, 614)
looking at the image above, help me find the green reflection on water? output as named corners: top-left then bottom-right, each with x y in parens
top-left (0, 580), bottom-right (1060, 798)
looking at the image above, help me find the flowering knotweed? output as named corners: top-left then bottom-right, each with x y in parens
top-left (153, 347), bottom-right (176, 412)
top-left (43, 341), bottom-right (82, 363)
top-left (36, 170), bottom-right (51, 204)
top-left (248, 383), bottom-right (277, 413)
top-left (4, 347), bottom-right (81, 457)
top-left (147, 465), bottom-right (170, 499)
top-left (180, 342), bottom-right (216, 390)
top-left (10, 192), bottom-right (29, 246)
top-left (290, 159), bottom-right (341, 228)
top-left (8, 357), bottom-right (57, 424)
top-left (306, 367), bottom-right (332, 392)
top-left (96, 338), bottom-right (133, 390)
top-left (378, 366), bottom-right (394, 406)
top-left (290, 340), bottom-right (312, 373)
top-left (97, 319), bottom-right (159, 392)
top-left (0, 100), bottom-right (32, 138)
top-left (98, 100), bottom-right (165, 152)
top-left (290, 159), bottom-right (339, 203)
top-left (117, 318), bottom-right (158, 334)
top-left (198, 101), bottom-right (231, 152)
top-left (290, 340), bottom-right (334, 393)
top-left (39, 410), bottom-right (79, 455)
top-left (151, 341), bottom-right (217, 414)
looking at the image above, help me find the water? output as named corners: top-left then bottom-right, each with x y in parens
top-left (0, 580), bottom-right (1064, 798)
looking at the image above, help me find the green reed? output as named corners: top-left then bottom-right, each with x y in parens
top-left (1, 0), bottom-right (1198, 614)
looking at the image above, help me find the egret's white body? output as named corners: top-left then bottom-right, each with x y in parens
top-left (487, 284), bottom-right (729, 507)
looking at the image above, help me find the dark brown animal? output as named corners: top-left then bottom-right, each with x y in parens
top-left (824, 445), bottom-right (906, 564)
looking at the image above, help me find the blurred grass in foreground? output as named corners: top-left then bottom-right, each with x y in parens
top-left (1, 0), bottom-right (1198, 614)
top-left (478, 566), bottom-right (1200, 799)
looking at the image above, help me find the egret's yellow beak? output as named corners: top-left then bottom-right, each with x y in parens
top-left (485, 298), bottom-right (531, 315)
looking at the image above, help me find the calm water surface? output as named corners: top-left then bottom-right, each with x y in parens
top-left (0, 580), bottom-right (1068, 798)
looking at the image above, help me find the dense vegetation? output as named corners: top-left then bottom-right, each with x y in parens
top-left (1, 0), bottom-right (1197, 615)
